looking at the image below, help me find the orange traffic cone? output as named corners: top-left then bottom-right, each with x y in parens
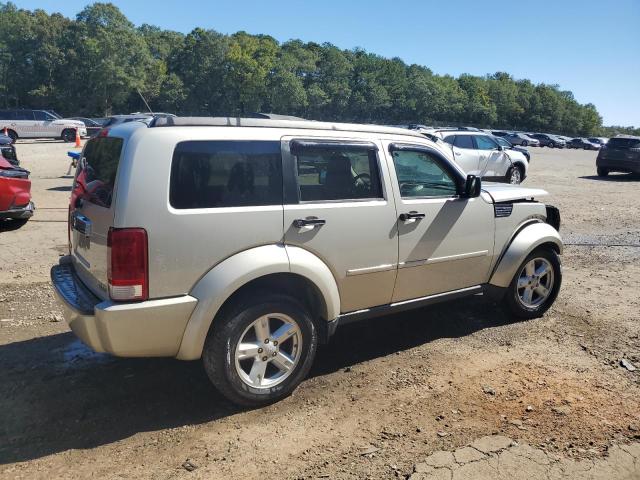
top-left (2, 127), bottom-right (7, 136)
top-left (74, 128), bottom-right (81, 148)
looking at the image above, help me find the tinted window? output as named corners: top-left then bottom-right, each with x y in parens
top-left (475, 135), bottom-right (498, 150)
top-left (294, 144), bottom-right (382, 202)
top-left (0, 110), bottom-right (15, 120)
top-left (607, 138), bottom-right (640, 149)
top-left (392, 149), bottom-right (458, 198)
top-left (14, 110), bottom-right (34, 120)
top-left (453, 135), bottom-right (474, 149)
top-left (75, 137), bottom-right (124, 208)
top-left (33, 110), bottom-right (55, 121)
top-left (170, 141), bottom-right (283, 209)
top-left (495, 137), bottom-right (511, 147)
top-left (442, 135), bottom-right (455, 145)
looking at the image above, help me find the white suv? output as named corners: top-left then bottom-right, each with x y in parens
top-left (0, 109), bottom-right (87, 142)
top-left (427, 130), bottom-right (529, 184)
top-left (51, 117), bottom-right (562, 406)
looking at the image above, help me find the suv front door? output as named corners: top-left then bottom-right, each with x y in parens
top-left (282, 138), bottom-right (398, 313)
top-left (385, 143), bottom-right (494, 302)
top-left (474, 135), bottom-right (511, 179)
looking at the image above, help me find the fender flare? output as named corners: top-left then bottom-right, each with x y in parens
top-left (489, 222), bottom-right (563, 288)
top-left (176, 244), bottom-right (340, 360)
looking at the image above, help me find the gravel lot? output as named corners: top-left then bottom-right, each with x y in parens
top-left (1, 141), bottom-right (639, 479)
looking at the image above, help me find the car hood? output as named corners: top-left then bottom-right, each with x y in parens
top-left (481, 183), bottom-right (548, 203)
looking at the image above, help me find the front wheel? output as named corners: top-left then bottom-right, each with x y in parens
top-left (503, 248), bottom-right (561, 320)
top-left (507, 165), bottom-right (523, 184)
top-left (521, 141), bottom-right (528, 147)
top-left (202, 294), bottom-right (318, 407)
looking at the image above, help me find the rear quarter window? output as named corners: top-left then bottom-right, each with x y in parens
top-left (170, 141), bottom-right (283, 209)
top-left (75, 137), bottom-right (124, 208)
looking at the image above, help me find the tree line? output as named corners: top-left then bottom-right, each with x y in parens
top-left (0, 2), bottom-right (635, 137)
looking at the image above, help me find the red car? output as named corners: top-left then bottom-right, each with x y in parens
top-left (0, 156), bottom-right (34, 225)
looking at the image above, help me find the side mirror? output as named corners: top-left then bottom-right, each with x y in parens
top-left (495, 145), bottom-right (503, 151)
top-left (463, 174), bottom-right (481, 198)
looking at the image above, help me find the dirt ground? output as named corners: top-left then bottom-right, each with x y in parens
top-left (0, 141), bottom-right (638, 479)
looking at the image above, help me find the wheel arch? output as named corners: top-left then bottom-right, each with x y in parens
top-left (176, 244), bottom-right (340, 360)
top-left (489, 222), bottom-right (562, 288)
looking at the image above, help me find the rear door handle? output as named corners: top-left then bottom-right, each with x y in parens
top-left (293, 218), bottom-right (326, 229)
top-left (399, 211), bottom-right (425, 222)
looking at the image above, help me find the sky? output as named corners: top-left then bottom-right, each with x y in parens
top-left (17, 0), bottom-right (640, 126)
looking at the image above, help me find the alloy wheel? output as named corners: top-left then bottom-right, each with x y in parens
top-left (516, 257), bottom-right (554, 308)
top-left (234, 313), bottom-right (302, 389)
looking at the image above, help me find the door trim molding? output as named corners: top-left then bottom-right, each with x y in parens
top-left (346, 264), bottom-right (396, 276)
top-left (398, 250), bottom-right (489, 269)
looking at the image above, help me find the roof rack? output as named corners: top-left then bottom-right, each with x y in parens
top-left (150, 116), bottom-right (426, 138)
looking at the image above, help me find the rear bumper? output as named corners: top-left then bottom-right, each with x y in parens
top-left (596, 157), bottom-right (640, 173)
top-left (0, 200), bottom-right (34, 219)
top-left (51, 257), bottom-right (198, 357)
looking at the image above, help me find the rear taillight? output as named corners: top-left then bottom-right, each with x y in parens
top-left (107, 228), bottom-right (148, 301)
top-left (98, 128), bottom-right (110, 137)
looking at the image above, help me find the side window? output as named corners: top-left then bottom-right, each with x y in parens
top-left (14, 110), bottom-right (34, 120)
top-left (443, 135), bottom-right (455, 145)
top-left (453, 135), bottom-right (474, 149)
top-left (170, 141), bottom-right (283, 209)
top-left (475, 135), bottom-right (498, 150)
top-left (391, 149), bottom-right (458, 198)
top-left (293, 144), bottom-right (383, 202)
top-left (33, 111), bottom-right (49, 121)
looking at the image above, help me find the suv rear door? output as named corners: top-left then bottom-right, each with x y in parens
top-left (282, 138), bottom-right (398, 313)
top-left (70, 136), bottom-right (124, 298)
top-left (448, 134), bottom-right (481, 174)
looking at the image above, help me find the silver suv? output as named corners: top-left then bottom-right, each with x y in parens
top-left (51, 117), bottom-right (563, 406)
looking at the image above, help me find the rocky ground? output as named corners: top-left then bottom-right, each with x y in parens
top-left (0, 141), bottom-right (638, 479)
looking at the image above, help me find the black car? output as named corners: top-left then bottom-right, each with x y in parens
top-left (69, 117), bottom-right (108, 137)
top-left (493, 136), bottom-right (531, 162)
top-left (0, 134), bottom-right (18, 166)
top-left (567, 138), bottom-right (600, 150)
top-left (596, 135), bottom-right (640, 176)
top-left (530, 133), bottom-right (566, 148)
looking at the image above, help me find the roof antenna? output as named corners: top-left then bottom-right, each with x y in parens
top-left (137, 89), bottom-right (153, 114)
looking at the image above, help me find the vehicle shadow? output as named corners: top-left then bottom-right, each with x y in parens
top-left (0, 295), bottom-right (512, 465)
top-left (46, 185), bottom-right (73, 192)
top-left (579, 173), bottom-right (640, 182)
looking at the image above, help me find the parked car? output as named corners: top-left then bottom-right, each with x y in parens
top-left (0, 134), bottom-right (18, 166)
top-left (493, 135), bottom-right (531, 163)
top-left (596, 135), bottom-right (640, 176)
top-left (567, 138), bottom-right (600, 150)
top-left (51, 117), bottom-right (563, 406)
top-left (529, 133), bottom-right (566, 148)
top-left (588, 137), bottom-right (608, 147)
top-left (0, 109), bottom-right (87, 142)
top-left (504, 133), bottom-right (540, 147)
top-left (0, 156), bottom-right (33, 225)
top-left (436, 130), bottom-right (529, 184)
top-left (69, 117), bottom-right (108, 137)
top-left (491, 131), bottom-right (510, 137)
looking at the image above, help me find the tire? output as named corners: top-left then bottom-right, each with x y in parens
top-left (597, 167), bottom-right (609, 177)
top-left (62, 128), bottom-right (76, 143)
top-left (202, 293), bottom-right (318, 407)
top-left (502, 247), bottom-right (561, 320)
top-left (507, 165), bottom-right (523, 184)
top-left (521, 141), bottom-right (528, 147)
top-left (5, 129), bottom-right (17, 143)
top-left (549, 142), bottom-right (555, 148)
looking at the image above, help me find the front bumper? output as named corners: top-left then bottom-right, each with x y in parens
top-left (51, 257), bottom-right (198, 357)
top-left (0, 200), bottom-right (34, 219)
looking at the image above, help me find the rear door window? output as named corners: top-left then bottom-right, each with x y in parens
top-left (75, 137), bottom-right (124, 208)
top-left (170, 141), bottom-right (283, 209)
top-left (453, 135), bottom-right (474, 149)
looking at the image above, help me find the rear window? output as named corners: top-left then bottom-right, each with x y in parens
top-left (607, 138), bottom-right (640, 149)
top-left (453, 135), bottom-right (474, 149)
top-left (170, 141), bottom-right (283, 209)
top-left (75, 137), bottom-right (124, 208)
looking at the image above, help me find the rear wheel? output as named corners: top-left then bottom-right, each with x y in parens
top-left (521, 140), bottom-right (528, 147)
top-left (597, 167), bottom-right (609, 177)
top-left (202, 294), bottom-right (318, 407)
top-left (503, 248), bottom-right (561, 319)
top-left (549, 142), bottom-right (555, 148)
top-left (61, 128), bottom-right (76, 143)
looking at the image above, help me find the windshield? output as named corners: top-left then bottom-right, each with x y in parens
top-left (495, 137), bottom-right (511, 147)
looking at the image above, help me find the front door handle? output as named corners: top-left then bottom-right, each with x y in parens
top-left (293, 218), bottom-right (326, 229)
top-left (399, 211), bottom-right (425, 222)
